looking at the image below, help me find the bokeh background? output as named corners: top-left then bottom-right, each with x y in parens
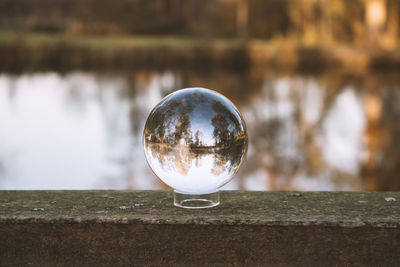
top-left (1, 0), bottom-right (400, 191)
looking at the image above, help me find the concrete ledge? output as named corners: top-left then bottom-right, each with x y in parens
top-left (1, 191), bottom-right (400, 266)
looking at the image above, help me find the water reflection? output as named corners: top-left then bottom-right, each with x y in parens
top-left (0, 70), bottom-right (400, 190)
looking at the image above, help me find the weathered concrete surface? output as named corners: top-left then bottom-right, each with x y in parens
top-left (1, 190), bottom-right (400, 266)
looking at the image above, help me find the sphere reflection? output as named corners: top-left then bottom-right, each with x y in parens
top-left (143, 88), bottom-right (248, 194)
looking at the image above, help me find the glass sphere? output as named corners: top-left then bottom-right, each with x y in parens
top-left (143, 87), bottom-right (248, 194)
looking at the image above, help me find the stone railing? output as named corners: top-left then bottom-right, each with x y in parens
top-left (1, 190), bottom-right (400, 266)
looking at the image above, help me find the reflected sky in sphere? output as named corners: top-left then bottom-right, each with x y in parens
top-left (143, 88), bottom-right (248, 193)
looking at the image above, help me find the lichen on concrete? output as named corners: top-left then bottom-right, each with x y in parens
top-left (0, 190), bottom-right (399, 227)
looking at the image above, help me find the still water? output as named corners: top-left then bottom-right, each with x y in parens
top-left (1, 69), bottom-right (399, 191)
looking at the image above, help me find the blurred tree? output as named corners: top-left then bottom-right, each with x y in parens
top-left (386, 0), bottom-right (399, 48)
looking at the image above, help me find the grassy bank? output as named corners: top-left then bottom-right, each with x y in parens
top-left (0, 31), bottom-right (250, 72)
top-left (1, 31), bottom-right (400, 73)
top-left (0, 31), bottom-right (246, 49)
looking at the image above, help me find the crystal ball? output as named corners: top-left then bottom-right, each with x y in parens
top-left (143, 88), bottom-right (248, 194)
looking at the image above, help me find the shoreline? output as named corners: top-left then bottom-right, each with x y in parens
top-left (1, 31), bottom-right (400, 73)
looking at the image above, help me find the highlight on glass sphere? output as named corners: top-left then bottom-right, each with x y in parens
top-left (143, 87), bottom-right (248, 208)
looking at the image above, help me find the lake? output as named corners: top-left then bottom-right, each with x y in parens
top-left (1, 69), bottom-right (399, 191)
